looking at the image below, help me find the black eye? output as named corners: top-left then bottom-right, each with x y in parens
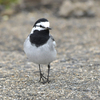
top-left (40, 25), bottom-right (45, 28)
top-left (40, 25), bottom-right (42, 27)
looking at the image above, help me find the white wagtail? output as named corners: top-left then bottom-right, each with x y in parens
top-left (24, 18), bottom-right (57, 83)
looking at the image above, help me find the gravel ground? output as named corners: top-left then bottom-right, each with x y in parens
top-left (0, 10), bottom-right (100, 100)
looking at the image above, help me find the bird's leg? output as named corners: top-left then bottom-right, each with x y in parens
top-left (39, 64), bottom-right (42, 82)
top-left (39, 64), bottom-right (47, 83)
top-left (47, 64), bottom-right (50, 83)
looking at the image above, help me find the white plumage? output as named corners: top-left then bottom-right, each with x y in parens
top-left (24, 34), bottom-right (56, 64)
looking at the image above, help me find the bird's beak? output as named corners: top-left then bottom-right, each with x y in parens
top-left (46, 27), bottom-right (52, 30)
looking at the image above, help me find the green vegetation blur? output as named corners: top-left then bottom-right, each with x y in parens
top-left (0, 0), bottom-right (18, 8)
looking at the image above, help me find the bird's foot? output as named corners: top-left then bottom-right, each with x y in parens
top-left (47, 78), bottom-right (50, 83)
top-left (39, 73), bottom-right (51, 84)
top-left (39, 73), bottom-right (47, 84)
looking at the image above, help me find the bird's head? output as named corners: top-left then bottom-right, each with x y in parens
top-left (33, 18), bottom-right (51, 31)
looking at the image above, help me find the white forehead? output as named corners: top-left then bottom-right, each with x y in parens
top-left (31, 22), bottom-right (50, 33)
top-left (36, 22), bottom-right (50, 27)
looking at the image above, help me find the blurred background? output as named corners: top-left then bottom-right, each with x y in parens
top-left (0, 0), bottom-right (100, 51)
top-left (0, 0), bottom-right (100, 18)
top-left (0, 0), bottom-right (100, 99)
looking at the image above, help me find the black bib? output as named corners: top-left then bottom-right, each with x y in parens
top-left (30, 30), bottom-right (50, 47)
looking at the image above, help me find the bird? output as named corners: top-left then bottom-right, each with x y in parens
top-left (24, 18), bottom-right (57, 83)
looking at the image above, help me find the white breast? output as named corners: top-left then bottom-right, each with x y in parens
top-left (24, 35), bottom-right (57, 64)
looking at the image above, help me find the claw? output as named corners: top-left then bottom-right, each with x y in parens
top-left (39, 72), bottom-right (47, 83)
top-left (47, 79), bottom-right (50, 83)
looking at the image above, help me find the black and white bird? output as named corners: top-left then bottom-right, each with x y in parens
top-left (24, 18), bottom-right (57, 83)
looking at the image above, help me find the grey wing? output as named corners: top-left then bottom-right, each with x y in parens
top-left (49, 34), bottom-right (56, 47)
top-left (50, 34), bottom-right (55, 41)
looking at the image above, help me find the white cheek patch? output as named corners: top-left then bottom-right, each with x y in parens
top-left (36, 27), bottom-right (43, 31)
top-left (36, 22), bottom-right (50, 28)
top-left (31, 22), bottom-right (50, 32)
top-left (30, 26), bottom-right (44, 33)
